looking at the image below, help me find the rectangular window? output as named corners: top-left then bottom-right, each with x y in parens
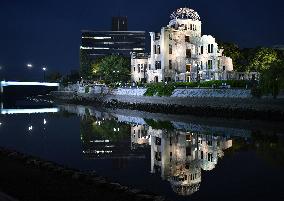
top-left (169, 34), bottom-right (172, 40)
top-left (208, 140), bottom-right (213, 146)
top-left (169, 44), bottom-right (172, 54)
top-left (169, 60), bottom-right (172, 69)
top-left (190, 24), bottom-right (192, 30)
top-left (208, 60), bottom-right (213, 69)
top-left (155, 137), bottom-right (161, 145)
top-left (155, 61), bottom-right (161, 69)
top-left (155, 33), bottom-right (160, 40)
top-left (200, 61), bottom-right (203, 70)
top-left (186, 147), bottom-right (191, 156)
top-left (149, 64), bottom-right (151, 70)
top-left (157, 45), bottom-right (161, 54)
top-left (201, 46), bottom-right (203, 54)
top-left (133, 66), bottom-right (135, 72)
top-left (138, 64), bottom-right (141, 73)
top-left (186, 64), bottom-right (191, 72)
top-left (186, 49), bottom-right (191, 58)
top-left (154, 45), bottom-right (156, 54)
top-left (208, 153), bottom-right (213, 162)
top-left (208, 44), bottom-right (214, 53)
top-left (185, 36), bottom-right (190, 43)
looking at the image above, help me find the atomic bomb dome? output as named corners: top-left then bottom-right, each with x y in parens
top-left (170, 7), bottom-right (200, 21)
top-left (131, 5), bottom-right (235, 83)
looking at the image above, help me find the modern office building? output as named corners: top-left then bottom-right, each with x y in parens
top-left (112, 16), bottom-right (128, 31)
top-left (80, 17), bottom-right (146, 62)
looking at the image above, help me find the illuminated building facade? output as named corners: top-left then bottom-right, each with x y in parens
top-left (81, 16), bottom-right (146, 62)
top-left (131, 7), bottom-right (234, 83)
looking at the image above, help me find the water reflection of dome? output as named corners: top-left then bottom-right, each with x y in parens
top-left (171, 183), bottom-right (201, 196)
top-left (168, 163), bottom-right (201, 196)
top-left (170, 7), bottom-right (200, 21)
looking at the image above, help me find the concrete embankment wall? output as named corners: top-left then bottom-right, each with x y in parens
top-left (51, 86), bottom-right (284, 120)
top-left (110, 87), bottom-right (252, 98)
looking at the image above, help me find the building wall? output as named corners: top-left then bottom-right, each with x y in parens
top-left (81, 31), bottom-right (146, 61)
top-left (131, 7), bottom-right (235, 83)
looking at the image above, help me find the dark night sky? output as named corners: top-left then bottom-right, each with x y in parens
top-left (0, 0), bottom-right (283, 80)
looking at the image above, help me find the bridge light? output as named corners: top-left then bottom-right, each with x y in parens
top-left (42, 67), bottom-right (47, 71)
top-left (27, 63), bottom-right (33, 68)
top-left (43, 119), bottom-right (47, 125)
top-left (28, 125), bottom-right (33, 131)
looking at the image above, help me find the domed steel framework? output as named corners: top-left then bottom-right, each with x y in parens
top-left (170, 7), bottom-right (200, 21)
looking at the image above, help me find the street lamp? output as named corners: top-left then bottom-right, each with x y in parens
top-left (42, 67), bottom-right (47, 82)
top-left (27, 63), bottom-right (33, 68)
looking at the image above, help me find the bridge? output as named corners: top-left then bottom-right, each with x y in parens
top-left (0, 108), bottom-right (59, 115)
top-left (0, 81), bottom-right (60, 93)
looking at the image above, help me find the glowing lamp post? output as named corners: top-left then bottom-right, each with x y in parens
top-left (27, 63), bottom-right (33, 68)
top-left (42, 67), bottom-right (47, 82)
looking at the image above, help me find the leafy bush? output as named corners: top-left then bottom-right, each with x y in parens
top-left (144, 119), bottom-right (174, 130)
top-left (85, 86), bottom-right (90, 93)
top-left (144, 83), bottom-right (175, 96)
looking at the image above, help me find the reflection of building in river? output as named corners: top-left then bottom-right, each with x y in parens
top-left (131, 125), bottom-right (150, 150)
top-left (130, 125), bottom-right (232, 196)
top-left (80, 115), bottom-right (147, 161)
top-left (150, 129), bottom-right (232, 196)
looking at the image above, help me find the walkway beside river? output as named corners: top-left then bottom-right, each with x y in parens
top-left (0, 148), bottom-right (165, 201)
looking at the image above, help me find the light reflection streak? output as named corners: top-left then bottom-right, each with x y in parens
top-left (1, 108), bottom-right (59, 115)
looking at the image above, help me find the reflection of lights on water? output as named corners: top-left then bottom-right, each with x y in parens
top-left (113, 128), bottom-right (120, 132)
top-left (1, 108), bottom-right (59, 115)
top-left (28, 125), bottom-right (33, 131)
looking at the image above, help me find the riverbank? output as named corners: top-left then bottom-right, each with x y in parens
top-left (51, 91), bottom-right (284, 121)
top-left (0, 148), bottom-right (165, 201)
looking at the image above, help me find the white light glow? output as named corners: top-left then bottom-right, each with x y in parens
top-left (82, 36), bottom-right (112, 40)
top-left (1, 108), bottom-right (59, 115)
top-left (28, 125), bottom-right (33, 131)
top-left (0, 81), bottom-right (59, 87)
top-left (80, 46), bottom-right (110, 50)
top-left (43, 119), bottom-right (47, 125)
top-left (133, 48), bottom-right (144, 51)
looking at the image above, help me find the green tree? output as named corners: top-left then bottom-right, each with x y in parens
top-left (260, 60), bottom-right (284, 98)
top-left (96, 55), bottom-right (130, 84)
top-left (80, 50), bottom-right (92, 79)
top-left (249, 48), bottom-right (279, 72)
top-left (46, 71), bottom-right (62, 82)
top-left (219, 42), bottom-right (243, 71)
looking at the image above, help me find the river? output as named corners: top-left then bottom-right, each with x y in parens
top-left (0, 97), bottom-right (284, 201)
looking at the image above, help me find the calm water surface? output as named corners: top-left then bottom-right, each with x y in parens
top-left (0, 98), bottom-right (284, 201)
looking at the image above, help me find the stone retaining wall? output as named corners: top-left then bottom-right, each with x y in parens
top-left (111, 88), bottom-right (147, 96)
top-left (171, 88), bottom-right (252, 98)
